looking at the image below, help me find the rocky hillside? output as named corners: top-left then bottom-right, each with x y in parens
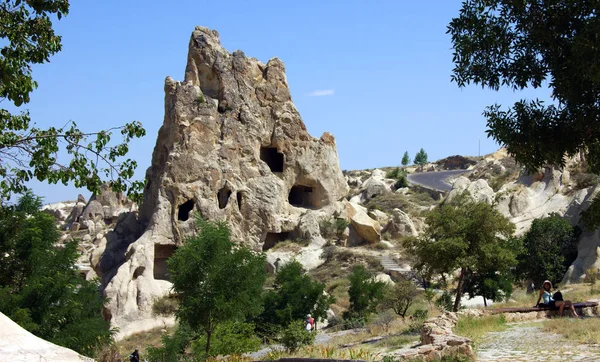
top-left (37, 28), bottom-right (600, 340)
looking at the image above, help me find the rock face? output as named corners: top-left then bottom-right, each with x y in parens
top-left (346, 201), bottom-right (381, 245)
top-left (100, 26), bottom-right (347, 334)
top-left (0, 312), bottom-right (93, 362)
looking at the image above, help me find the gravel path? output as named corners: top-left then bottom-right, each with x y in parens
top-left (477, 321), bottom-right (600, 361)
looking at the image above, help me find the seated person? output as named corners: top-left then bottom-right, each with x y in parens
top-left (535, 280), bottom-right (579, 317)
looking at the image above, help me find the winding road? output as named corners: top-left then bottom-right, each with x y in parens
top-left (407, 169), bottom-right (469, 191)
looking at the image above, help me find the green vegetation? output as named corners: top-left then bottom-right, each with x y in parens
top-left (413, 148), bottom-right (428, 170)
top-left (319, 216), bottom-right (349, 242)
top-left (454, 315), bottom-right (507, 346)
top-left (344, 265), bottom-right (386, 321)
top-left (0, 1), bottom-right (146, 202)
top-left (381, 278), bottom-right (418, 320)
top-left (365, 190), bottom-right (436, 217)
top-left (402, 151), bottom-right (410, 168)
top-left (0, 192), bottom-right (112, 356)
top-left (404, 193), bottom-right (516, 311)
top-left (280, 320), bottom-right (315, 352)
top-left (256, 260), bottom-right (334, 336)
top-left (449, 0), bottom-right (600, 228)
top-left (517, 214), bottom-right (579, 287)
top-left (152, 295), bottom-right (178, 317)
top-left (166, 218), bottom-right (266, 355)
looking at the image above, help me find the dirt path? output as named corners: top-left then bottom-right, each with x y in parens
top-left (477, 320), bottom-right (600, 361)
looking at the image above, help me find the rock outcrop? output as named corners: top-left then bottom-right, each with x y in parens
top-left (0, 312), bottom-right (93, 362)
top-left (100, 26), bottom-right (347, 335)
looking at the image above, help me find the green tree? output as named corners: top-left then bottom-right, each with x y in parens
top-left (448, 1), bottom-right (600, 226)
top-left (401, 151), bottom-right (410, 168)
top-left (344, 265), bottom-right (386, 320)
top-left (463, 269), bottom-right (513, 307)
top-left (0, 0), bottom-right (146, 201)
top-left (380, 278), bottom-right (417, 320)
top-left (517, 215), bottom-right (579, 287)
top-left (167, 218), bottom-right (266, 354)
top-left (413, 148), bottom-right (428, 171)
top-left (257, 260), bottom-right (334, 332)
top-left (403, 193), bottom-right (516, 311)
top-left (0, 192), bottom-right (112, 356)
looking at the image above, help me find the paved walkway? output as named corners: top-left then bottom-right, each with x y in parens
top-left (477, 321), bottom-right (600, 361)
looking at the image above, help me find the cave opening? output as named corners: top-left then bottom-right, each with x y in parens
top-left (154, 245), bottom-right (177, 281)
top-left (260, 147), bottom-right (284, 173)
top-left (236, 192), bottom-right (243, 211)
top-left (262, 232), bottom-right (291, 251)
top-left (178, 199), bottom-right (194, 221)
top-left (218, 186), bottom-right (232, 209)
top-left (288, 185), bottom-right (314, 208)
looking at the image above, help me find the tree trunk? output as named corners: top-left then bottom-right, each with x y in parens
top-left (453, 267), bottom-right (466, 312)
top-left (205, 329), bottom-right (212, 354)
top-left (483, 296), bottom-right (487, 307)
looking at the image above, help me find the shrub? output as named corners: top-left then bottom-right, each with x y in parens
top-left (345, 265), bottom-right (386, 319)
top-left (319, 218), bottom-right (335, 239)
top-left (191, 322), bottom-right (261, 356)
top-left (280, 321), bottom-right (315, 352)
top-left (574, 172), bottom-right (598, 190)
top-left (394, 174), bottom-right (409, 189)
top-left (335, 218), bottom-right (349, 239)
top-left (372, 310), bottom-right (396, 333)
top-left (436, 291), bottom-right (454, 312)
top-left (412, 308), bottom-right (428, 320)
top-left (95, 344), bottom-right (121, 362)
top-left (152, 295), bottom-right (178, 316)
top-left (386, 167), bottom-right (402, 179)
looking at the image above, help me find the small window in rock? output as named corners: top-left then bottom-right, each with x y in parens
top-left (288, 185), bottom-right (314, 208)
top-left (154, 245), bottom-right (177, 281)
top-left (218, 187), bottom-right (232, 209)
top-left (178, 199), bottom-right (194, 221)
top-left (260, 147), bottom-right (284, 173)
top-left (236, 192), bottom-right (243, 211)
top-left (262, 232), bottom-right (290, 251)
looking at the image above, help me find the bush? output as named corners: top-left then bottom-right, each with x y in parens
top-left (436, 291), bottom-right (454, 312)
top-left (386, 167), bottom-right (402, 179)
top-left (372, 310), bottom-right (396, 333)
top-left (191, 322), bottom-right (261, 356)
top-left (335, 218), bottom-right (349, 239)
top-left (412, 308), bottom-right (429, 320)
top-left (152, 295), bottom-right (178, 316)
top-left (574, 172), bottom-right (598, 190)
top-left (319, 218), bottom-right (335, 239)
top-left (394, 174), bottom-right (409, 189)
top-left (280, 321), bottom-right (315, 352)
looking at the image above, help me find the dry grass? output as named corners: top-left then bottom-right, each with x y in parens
top-left (543, 317), bottom-right (600, 345)
top-left (117, 326), bottom-right (170, 357)
top-left (454, 315), bottom-right (508, 346)
top-left (489, 284), bottom-right (600, 311)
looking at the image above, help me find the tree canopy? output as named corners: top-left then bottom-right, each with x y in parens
top-left (167, 218), bottom-right (266, 353)
top-left (448, 0), bottom-right (600, 224)
top-left (0, 192), bottom-right (112, 356)
top-left (404, 193), bottom-right (516, 311)
top-left (0, 0), bottom-right (146, 201)
top-left (413, 148), bottom-right (428, 169)
top-left (344, 265), bottom-right (386, 320)
top-left (401, 151), bottom-right (410, 167)
top-left (517, 214), bottom-right (579, 287)
top-left (256, 260), bottom-right (334, 333)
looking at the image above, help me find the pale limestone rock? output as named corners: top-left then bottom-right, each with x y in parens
top-left (375, 273), bottom-right (394, 285)
top-left (0, 312), bottom-right (93, 362)
top-left (81, 200), bottom-right (104, 221)
top-left (100, 26), bottom-right (347, 334)
top-left (368, 209), bottom-right (390, 225)
top-left (383, 208), bottom-right (418, 238)
top-left (346, 201), bottom-right (381, 244)
top-left (359, 169), bottom-right (392, 203)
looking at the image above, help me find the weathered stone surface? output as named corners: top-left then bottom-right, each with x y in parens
top-left (100, 26), bottom-right (347, 335)
top-left (383, 208), bottom-right (418, 238)
top-left (0, 312), bottom-right (93, 362)
top-left (346, 201), bottom-right (381, 244)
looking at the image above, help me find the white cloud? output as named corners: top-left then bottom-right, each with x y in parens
top-left (307, 89), bottom-right (335, 97)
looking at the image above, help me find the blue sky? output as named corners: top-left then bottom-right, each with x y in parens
top-left (22, 0), bottom-right (549, 203)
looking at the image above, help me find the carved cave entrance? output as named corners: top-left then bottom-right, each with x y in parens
top-left (260, 147), bottom-right (284, 173)
top-left (288, 185), bottom-right (314, 208)
top-left (178, 199), bottom-right (194, 221)
top-left (262, 232), bottom-right (290, 251)
top-left (154, 245), bottom-right (177, 281)
top-left (218, 186), bottom-right (232, 209)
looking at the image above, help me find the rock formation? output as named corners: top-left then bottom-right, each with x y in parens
top-left (0, 312), bottom-right (93, 362)
top-left (98, 26), bottom-right (347, 335)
